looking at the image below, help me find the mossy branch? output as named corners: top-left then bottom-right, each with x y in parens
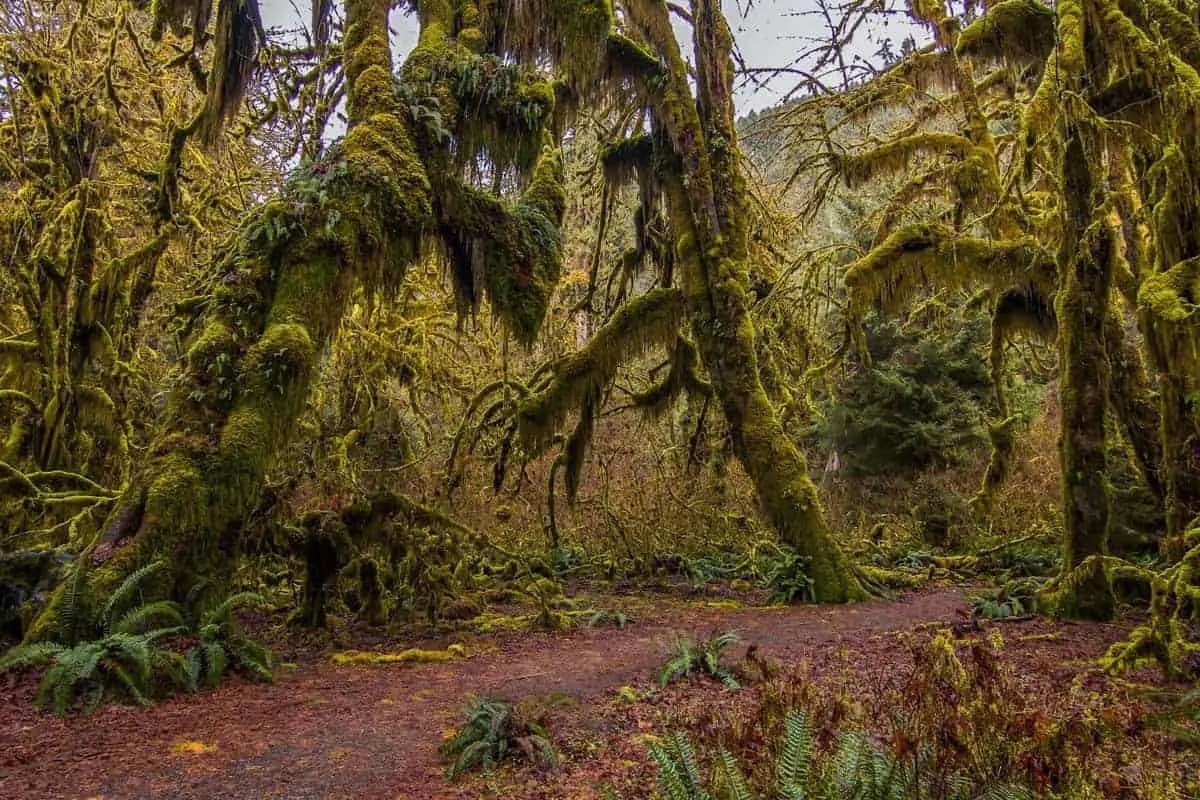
top-left (516, 287), bottom-right (686, 454)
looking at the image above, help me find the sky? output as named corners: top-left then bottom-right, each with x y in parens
top-left (258, 0), bottom-right (924, 113)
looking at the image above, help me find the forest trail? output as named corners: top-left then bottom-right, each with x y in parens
top-left (0, 588), bottom-right (1123, 800)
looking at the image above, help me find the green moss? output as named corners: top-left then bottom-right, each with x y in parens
top-left (330, 644), bottom-right (469, 665)
top-left (1055, 115), bottom-right (1116, 621)
top-left (441, 177), bottom-right (564, 343)
top-left (516, 288), bottom-right (685, 452)
top-left (845, 224), bottom-right (1056, 321)
top-left (955, 0), bottom-right (1056, 65)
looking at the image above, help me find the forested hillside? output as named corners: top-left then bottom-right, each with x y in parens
top-left (1, 0), bottom-right (1198, 796)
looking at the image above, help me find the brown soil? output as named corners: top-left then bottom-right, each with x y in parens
top-left (0, 588), bottom-right (1157, 799)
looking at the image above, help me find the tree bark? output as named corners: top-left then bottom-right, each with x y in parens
top-left (1055, 123), bottom-right (1116, 620)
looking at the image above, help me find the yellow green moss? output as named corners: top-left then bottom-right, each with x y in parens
top-left (330, 644), bottom-right (469, 665)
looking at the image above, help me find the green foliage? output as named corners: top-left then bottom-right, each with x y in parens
top-left (648, 633), bottom-right (1131, 799)
top-left (0, 561), bottom-right (183, 715)
top-left (657, 631), bottom-right (741, 689)
top-left (182, 590), bottom-right (273, 690)
top-left (440, 696), bottom-right (558, 779)
top-left (762, 545), bottom-right (816, 605)
top-left (969, 592), bottom-right (1027, 620)
top-left (584, 609), bottom-right (633, 628)
top-left (0, 566), bottom-right (271, 714)
top-left (651, 711), bottom-right (1031, 800)
top-left (814, 310), bottom-right (993, 476)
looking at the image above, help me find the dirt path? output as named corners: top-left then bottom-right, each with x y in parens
top-left (0, 588), bottom-right (1123, 800)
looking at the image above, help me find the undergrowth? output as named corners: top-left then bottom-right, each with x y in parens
top-left (441, 695), bottom-right (561, 778)
top-left (658, 631), bottom-right (742, 689)
top-left (0, 563), bottom-right (272, 715)
top-left (653, 630), bottom-right (1195, 799)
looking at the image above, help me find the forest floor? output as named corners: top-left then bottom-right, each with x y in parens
top-left (0, 584), bottom-right (1187, 800)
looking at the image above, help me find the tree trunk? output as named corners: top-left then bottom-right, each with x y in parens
top-left (688, 258), bottom-right (867, 602)
top-left (1055, 124), bottom-right (1116, 620)
top-left (26, 0), bottom-right (432, 640)
top-left (624, 0), bottom-right (865, 602)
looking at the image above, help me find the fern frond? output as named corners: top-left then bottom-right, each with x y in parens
top-left (102, 632), bottom-right (155, 682)
top-left (0, 642), bottom-right (65, 672)
top-left (101, 560), bottom-right (167, 633)
top-left (649, 741), bottom-right (698, 800)
top-left (450, 739), bottom-right (495, 779)
top-left (667, 733), bottom-right (711, 798)
top-left (185, 647), bottom-right (203, 691)
top-left (975, 785), bottom-right (1034, 800)
top-left (103, 660), bottom-right (150, 706)
top-left (776, 711), bottom-right (814, 794)
top-left (715, 748), bottom-right (753, 800)
top-left (58, 560), bottom-right (87, 644)
top-left (230, 636), bottom-right (274, 682)
top-left (658, 649), bottom-right (695, 687)
top-left (112, 600), bottom-right (184, 635)
top-left (202, 641), bottom-right (229, 686)
top-left (207, 591), bottom-right (264, 624)
top-left (36, 642), bottom-right (103, 715)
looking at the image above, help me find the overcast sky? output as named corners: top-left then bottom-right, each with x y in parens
top-left (258, 0), bottom-right (923, 113)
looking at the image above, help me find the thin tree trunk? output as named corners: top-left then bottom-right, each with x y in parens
top-left (1055, 124), bottom-right (1116, 620)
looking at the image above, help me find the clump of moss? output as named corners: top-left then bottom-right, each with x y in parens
top-left (330, 644), bottom-right (468, 665)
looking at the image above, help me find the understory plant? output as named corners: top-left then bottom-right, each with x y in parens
top-left (0, 562), bottom-right (185, 715)
top-left (651, 630), bottom-right (1192, 798)
top-left (0, 564), bottom-right (273, 714)
top-left (182, 588), bottom-right (273, 689)
top-left (650, 713), bottom-right (1036, 800)
top-left (441, 695), bottom-right (558, 778)
top-left (658, 631), bottom-right (741, 689)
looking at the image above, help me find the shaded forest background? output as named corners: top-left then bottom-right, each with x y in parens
top-left (0, 0), bottom-right (1197, 724)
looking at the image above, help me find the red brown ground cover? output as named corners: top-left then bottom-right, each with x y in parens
top-left (0, 588), bottom-right (1180, 799)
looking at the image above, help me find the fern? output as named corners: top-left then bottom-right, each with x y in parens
top-left (0, 642), bottom-right (64, 672)
top-left (658, 631), bottom-right (741, 689)
top-left (585, 609), bottom-right (633, 628)
top-left (716, 748), bottom-right (753, 800)
top-left (100, 561), bottom-right (168, 634)
top-left (112, 600), bottom-right (185, 635)
top-left (649, 739), bottom-right (702, 800)
top-left (57, 560), bottom-right (87, 645)
top-left (441, 696), bottom-right (557, 779)
top-left (182, 590), bottom-right (272, 689)
top-left (776, 712), bottom-right (814, 795)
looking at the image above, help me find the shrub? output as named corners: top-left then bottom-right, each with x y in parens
top-left (813, 309), bottom-right (993, 477)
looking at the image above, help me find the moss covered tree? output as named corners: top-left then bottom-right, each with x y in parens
top-left (788, 0), bottom-right (1200, 620)
top-left (20, 0), bottom-right (613, 638)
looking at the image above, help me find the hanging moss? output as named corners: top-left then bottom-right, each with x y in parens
top-left (955, 0), bottom-right (1056, 66)
top-left (517, 287), bottom-right (686, 452)
top-left (437, 53), bottom-right (557, 177)
top-left (26, 0), bottom-right (436, 640)
top-left (440, 144), bottom-right (566, 343)
top-left (844, 224), bottom-right (1056, 321)
top-left (838, 133), bottom-right (973, 189)
top-left (198, 0), bottom-right (263, 143)
top-left (600, 134), bottom-right (656, 187)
